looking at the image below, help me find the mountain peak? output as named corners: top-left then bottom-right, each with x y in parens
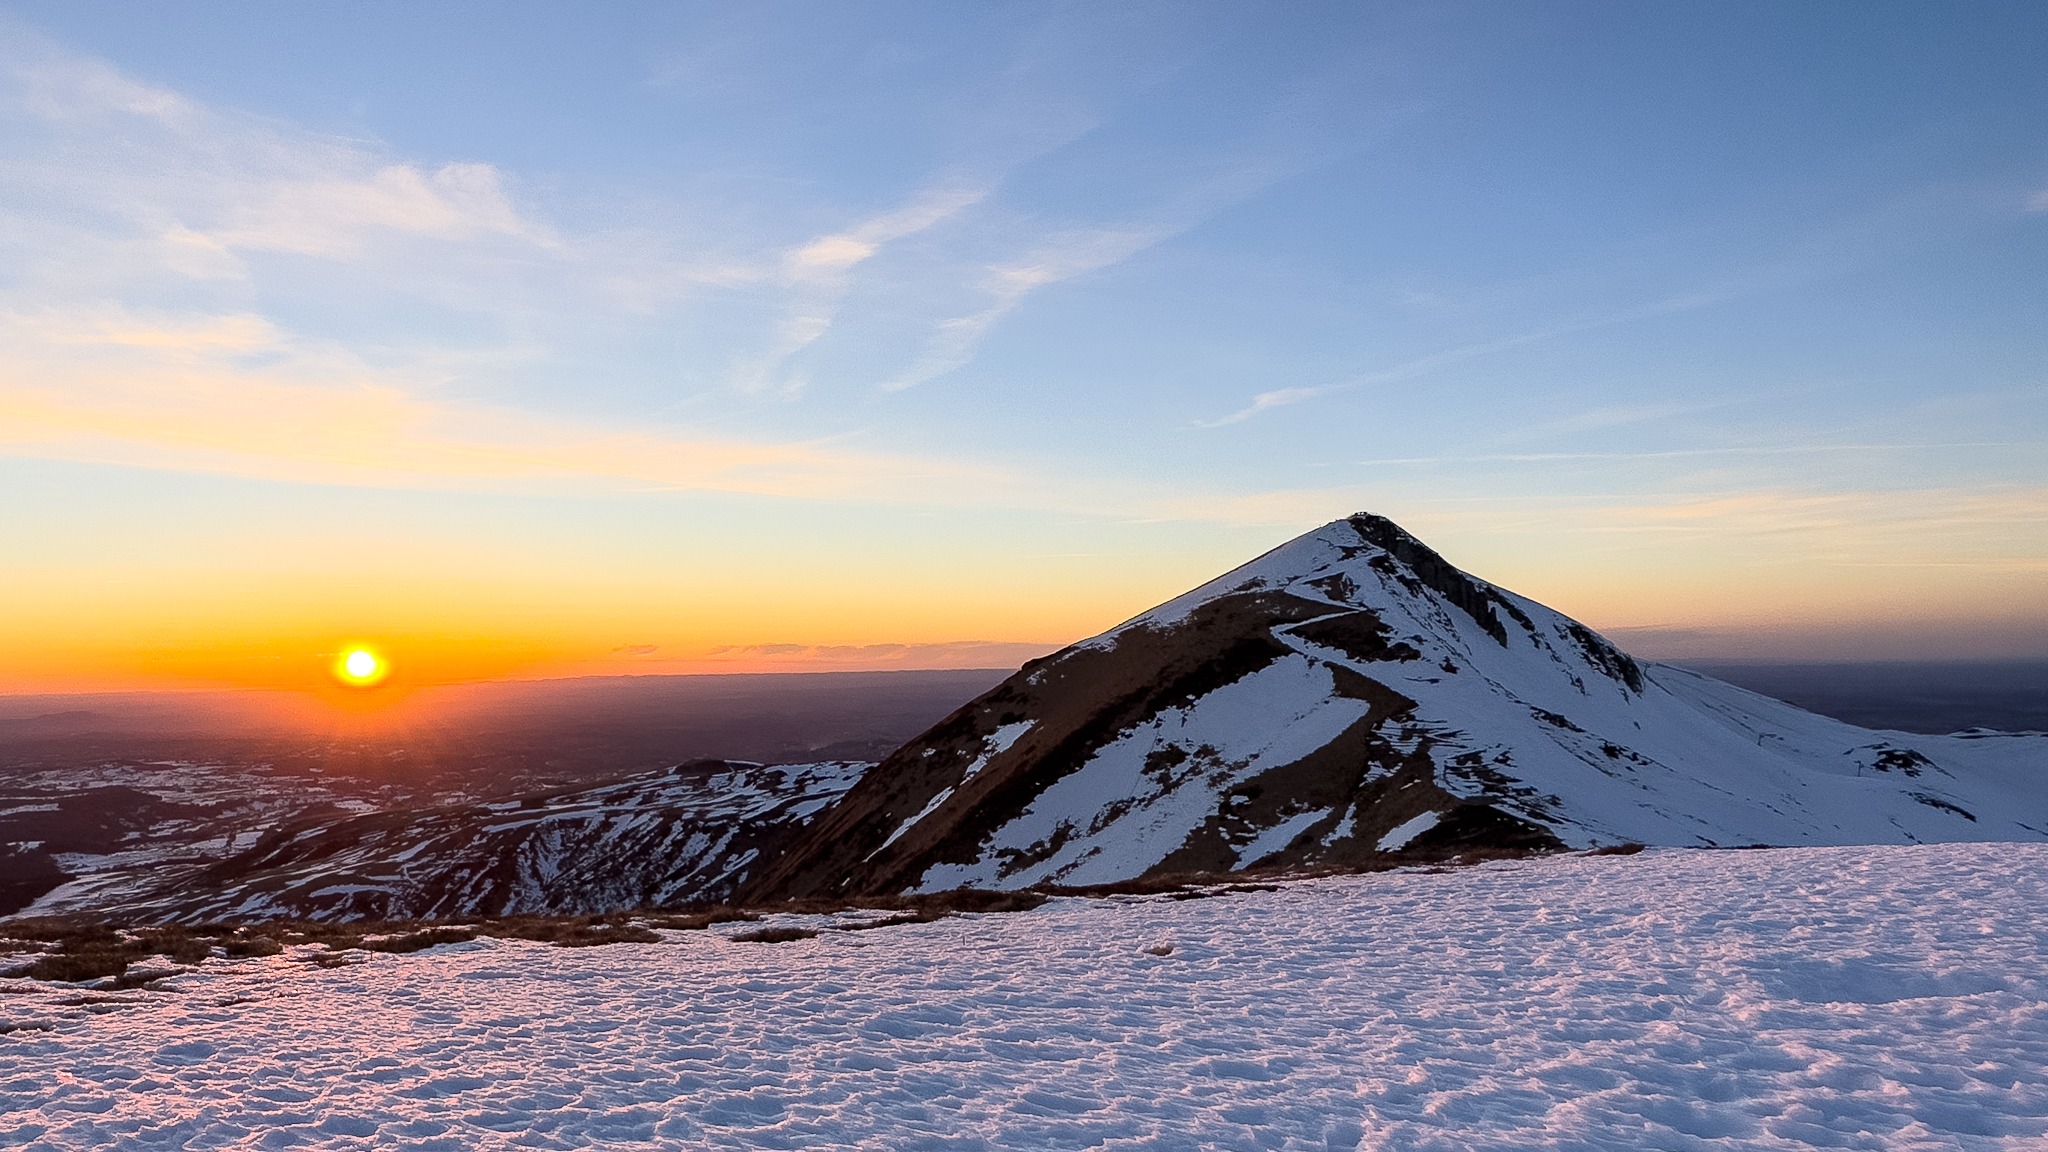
top-left (741, 514), bottom-right (2044, 902)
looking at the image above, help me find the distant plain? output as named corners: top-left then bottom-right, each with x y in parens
top-left (1680, 660), bottom-right (2048, 737)
top-left (2, 663), bottom-right (2041, 803)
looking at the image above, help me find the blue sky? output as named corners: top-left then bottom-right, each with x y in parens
top-left (2, 1), bottom-right (2045, 688)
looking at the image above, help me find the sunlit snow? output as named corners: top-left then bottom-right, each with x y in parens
top-left (6, 842), bottom-right (2046, 1149)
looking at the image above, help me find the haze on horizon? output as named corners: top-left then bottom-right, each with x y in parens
top-left (2, 1), bottom-right (2045, 696)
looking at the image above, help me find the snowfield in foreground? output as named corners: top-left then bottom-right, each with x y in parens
top-left (6, 844), bottom-right (2047, 1150)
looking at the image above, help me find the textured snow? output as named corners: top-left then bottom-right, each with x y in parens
top-left (7, 843), bottom-right (2048, 1150)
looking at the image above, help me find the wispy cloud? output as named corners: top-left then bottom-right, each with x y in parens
top-left (1219, 182), bottom-right (1998, 430)
top-left (1189, 290), bottom-right (1732, 429)
top-left (1383, 485), bottom-right (2048, 580)
top-left (1195, 387), bottom-right (1334, 428)
top-left (210, 162), bottom-right (552, 259)
top-left (882, 119), bottom-right (1337, 393)
top-left (0, 304), bottom-right (1311, 523)
top-left (0, 40), bottom-right (555, 276)
top-left (0, 26), bottom-right (1367, 515)
top-left (872, 38), bottom-right (1412, 396)
top-left (1502, 401), bottom-right (1710, 439)
top-left (785, 184), bottom-right (989, 283)
top-left (883, 223), bottom-right (1172, 392)
top-left (736, 182), bottom-right (990, 394)
top-left (1352, 442), bottom-right (2038, 467)
top-left (1580, 487), bottom-right (2048, 543)
top-left (0, 307), bottom-right (1022, 503)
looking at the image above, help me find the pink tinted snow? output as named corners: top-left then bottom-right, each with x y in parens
top-left (4, 842), bottom-right (2047, 1150)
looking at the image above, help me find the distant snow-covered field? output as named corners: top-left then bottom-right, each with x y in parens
top-left (6, 843), bottom-right (2046, 1150)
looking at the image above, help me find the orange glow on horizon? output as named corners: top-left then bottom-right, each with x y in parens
top-left (0, 565), bottom-right (1129, 694)
top-left (8, 498), bottom-right (2042, 699)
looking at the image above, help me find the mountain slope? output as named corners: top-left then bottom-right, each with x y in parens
top-left (744, 514), bottom-right (2048, 900)
top-left (36, 760), bottom-right (869, 923)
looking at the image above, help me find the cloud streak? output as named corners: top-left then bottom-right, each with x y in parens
top-left (0, 38), bottom-right (558, 280)
top-left (882, 223), bottom-right (1172, 392)
top-left (736, 182), bottom-right (990, 394)
top-left (882, 127), bottom-right (1334, 392)
top-left (1195, 387), bottom-right (1333, 427)
top-left (0, 307), bottom-right (1021, 504)
top-left (1352, 442), bottom-right (2040, 467)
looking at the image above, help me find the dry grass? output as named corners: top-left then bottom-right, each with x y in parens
top-left (364, 927), bottom-right (480, 954)
top-left (641, 907), bottom-right (759, 931)
top-left (0, 921), bottom-right (284, 984)
top-left (728, 926), bottom-right (820, 943)
top-left (836, 911), bottom-right (942, 932)
top-left (485, 918), bottom-right (661, 948)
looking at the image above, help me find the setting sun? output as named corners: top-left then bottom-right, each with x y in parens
top-left (334, 647), bottom-right (388, 687)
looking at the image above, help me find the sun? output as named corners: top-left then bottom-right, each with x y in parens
top-left (333, 646), bottom-right (389, 687)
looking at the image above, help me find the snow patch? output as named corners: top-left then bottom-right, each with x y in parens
top-left (869, 787), bottom-right (954, 860)
top-left (1376, 811), bottom-right (1440, 851)
top-left (1234, 808), bottom-right (1330, 866)
top-left (961, 721), bottom-right (1034, 782)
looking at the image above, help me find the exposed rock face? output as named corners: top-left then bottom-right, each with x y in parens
top-left (55, 760), bottom-right (869, 923)
top-left (744, 514), bottom-right (2048, 901)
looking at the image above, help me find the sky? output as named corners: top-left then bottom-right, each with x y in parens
top-left (2, 0), bottom-right (2045, 694)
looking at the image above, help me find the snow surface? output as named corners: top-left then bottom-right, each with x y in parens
top-left (8, 842), bottom-right (2048, 1149)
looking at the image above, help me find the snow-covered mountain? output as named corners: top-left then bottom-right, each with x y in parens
top-left (30, 760), bottom-right (868, 923)
top-left (745, 513), bottom-right (2048, 901)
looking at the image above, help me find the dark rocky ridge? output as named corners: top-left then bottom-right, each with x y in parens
top-left (740, 514), bottom-right (1607, 902)
top-left (25, 761), bottom-right (867, 923)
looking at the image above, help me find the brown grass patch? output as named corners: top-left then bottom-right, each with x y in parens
top-left (1, 923), bottom-right (231, 984)
top-left (642, 907), bottom-right (759, 931)
top-left (728, 926), bottom-right (819, 943)
top-left (364, 927), bottom-right (479, 954)
top-left (837, 911), bottom-right (943, 931)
